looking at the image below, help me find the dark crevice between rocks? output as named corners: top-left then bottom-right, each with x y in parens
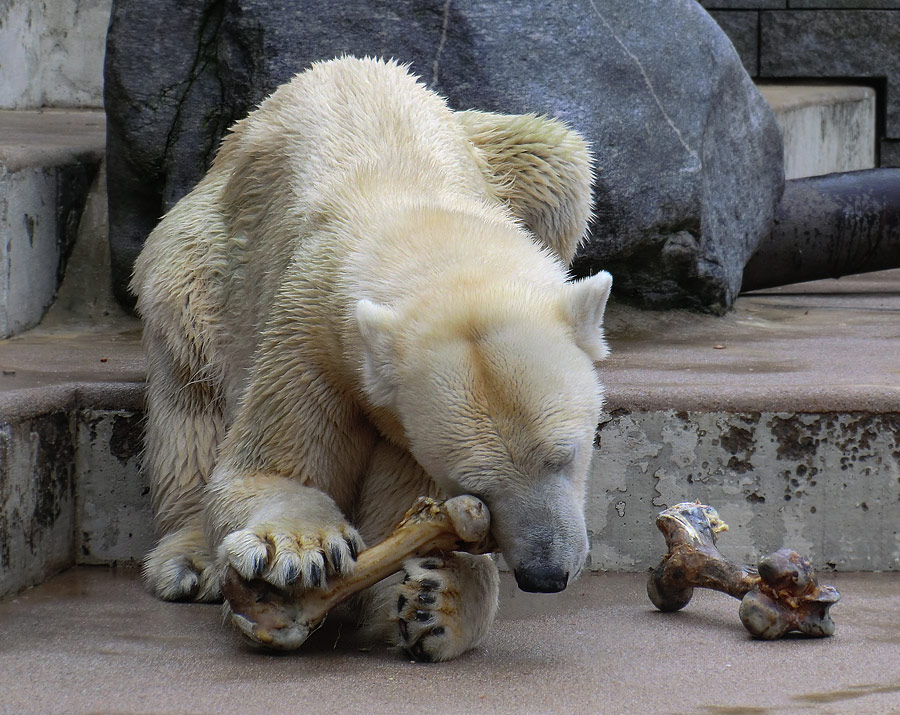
top-left (162, 0), bottom-right (228, 196)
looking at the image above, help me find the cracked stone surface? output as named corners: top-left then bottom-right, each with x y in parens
top-left (104, 0), bottom-right (783, 313)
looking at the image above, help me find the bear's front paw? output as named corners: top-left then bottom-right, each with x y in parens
top-left (221, 521), bottom-right (365, 590)
top-left (393, 553), bottom-right (499, 662)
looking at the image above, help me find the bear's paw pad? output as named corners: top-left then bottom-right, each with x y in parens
top-left (393, 557), bottom-right (464, 662)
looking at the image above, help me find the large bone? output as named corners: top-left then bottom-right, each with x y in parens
top-left (648, 502), bottom-right (840, 639)
top-left (221, 495), bottom-right (493, 650)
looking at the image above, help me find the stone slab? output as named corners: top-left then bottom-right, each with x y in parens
top-left (0, 110), bottom-right (106, 172)
top-left (75, 409), bottom-right (152, 565)
top-left (789, 1), bottom-right (900, 7)
top-left (760, 85), bottom-right (876, 179)
top-left (0, 567), bottom-right (897, 714)
top-left (601, 270), bottom-right (900, 415)
top-left (0, 322), bottom-right (144, 420)
top-left (0, 166), bottom-right (62, 337)
top-left (700, 1), bottom-right (785, 8)
top-left (0, 412), bottom-right (76, 598)
top-left (0, 321), bottom-right (146, 596)
top-left (1, 271), bottom-right (899, 589)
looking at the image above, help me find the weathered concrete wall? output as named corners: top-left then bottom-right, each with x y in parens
top-left (586, 410), bottom-right (900, 573)
top-left (0, 162), bottom-right (99, 337)
top-left (2, 404), bottom-right (898, 598)
top-left (76, 410), bottom-right (152, 565)
top-left (0, 408), bottom-right (149, 598)
top-left (0, 166), bottom-right (62, 337)
top-left (0, 0), bottom-right (111, 109)
top-left (0, 412), bottom-right (76, 598)
top-left (760, 85), bottom-right (876, 179)
top-left (0, 110), bottom-right (105, 338)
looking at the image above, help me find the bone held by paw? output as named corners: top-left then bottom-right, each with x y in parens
top-left (222, 494), bottom-right (493, 650)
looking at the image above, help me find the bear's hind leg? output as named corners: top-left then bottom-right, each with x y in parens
top-left (354, 441), bottom-right (500, 662)
top-left (143, 518), bottom-right (219, 601)
top-left (142, 339), bottom-right (225, 602)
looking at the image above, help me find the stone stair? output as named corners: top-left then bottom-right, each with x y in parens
top-left (0, 82), bottom-right (897, 600)
top-left (0, 109), bottom-right (106, 337)
top-left (760, 84), bottom-right (877, 180)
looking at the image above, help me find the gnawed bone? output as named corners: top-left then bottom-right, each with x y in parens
top-left (648, 502), bottom-right (840, 639)
top-left (221, 495), bottom-right (494, 650)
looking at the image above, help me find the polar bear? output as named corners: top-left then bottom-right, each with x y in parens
top-left (132, 56), bottom-right (612, 662)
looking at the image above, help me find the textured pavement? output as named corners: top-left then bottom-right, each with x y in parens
top-left (0, 567), bottom-right (898, 714)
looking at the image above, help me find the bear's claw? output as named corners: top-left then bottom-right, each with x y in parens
top-left (221, 526), bottom-right (364, 590)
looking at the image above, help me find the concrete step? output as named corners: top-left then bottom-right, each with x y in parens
top-left (589, 269), bottom-right (899, 574)
top-left (1, 566), bottom-right (897, 714)
top-left (1, 270), bottom-right (897, 598)
top-left (759, 84), bottom-right (877, 180)
top-left (0, 109), bottom-right (106, 338)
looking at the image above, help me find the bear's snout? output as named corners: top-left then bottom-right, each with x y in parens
top-left (513, 565), bottom-right (569, 594)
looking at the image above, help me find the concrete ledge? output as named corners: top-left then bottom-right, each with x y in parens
top-left (0, 110), bottom-right (106, 172)
top-left (0, 110), bottom-right (106, 338)
top-left (0, 321), bottom-right (147, 597)
top-left (0, 405), bottom-right (150, 598)
top-left (0, 323), bottom-right (144, 421)
top-left (760, 84), bottom-right (876, 179)
top-left (603, 271), bottom-right (900, 413)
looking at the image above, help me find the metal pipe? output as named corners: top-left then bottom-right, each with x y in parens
top-left (741, 169), bottom-right (900, 292)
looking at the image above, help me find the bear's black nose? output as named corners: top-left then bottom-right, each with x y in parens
top-left (514, 566), bottom-right (569, 593)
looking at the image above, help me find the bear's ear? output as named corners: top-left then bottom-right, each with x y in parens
top-left (356, 299), bottom-right (399, 408)
top-left (564, 271), bottom-right (613, 362)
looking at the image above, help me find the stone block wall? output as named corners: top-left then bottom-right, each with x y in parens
top-left (698, 1), bottom-right (900, 166)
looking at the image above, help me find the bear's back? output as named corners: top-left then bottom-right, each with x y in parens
top-left (219, 57), bottom-right (484, 219)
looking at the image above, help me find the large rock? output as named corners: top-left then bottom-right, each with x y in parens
top-left (105, 0), bottom-right (783, 312)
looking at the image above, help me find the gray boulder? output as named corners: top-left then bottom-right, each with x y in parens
top-left (105, 0), bottom-right (783, 312)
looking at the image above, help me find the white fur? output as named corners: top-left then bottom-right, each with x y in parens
top-left (132, 56), bottom-right (607, 661)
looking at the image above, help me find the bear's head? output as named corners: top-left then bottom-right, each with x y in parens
top-left (356, 270), bottom-right (612, 593)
